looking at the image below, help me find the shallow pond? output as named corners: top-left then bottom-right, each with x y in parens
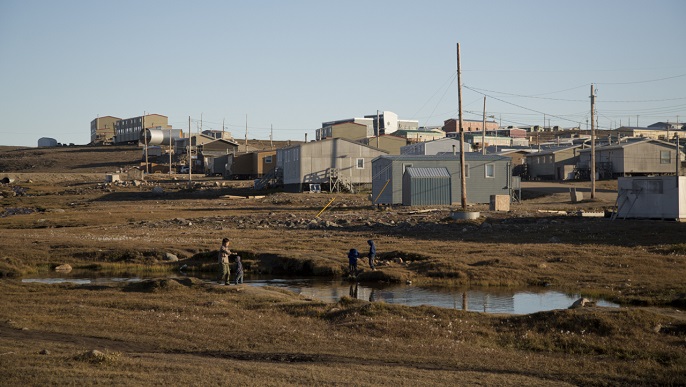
top-left (22, 274), bottom-right (619, 315)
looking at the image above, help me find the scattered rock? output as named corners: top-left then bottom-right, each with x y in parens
top-left (54, 264), bottom-right (72, 272)
top-left (151, 187), bottom-right (164, 194)
top-left (39, 349), bottom-right (50, 355)
top-left (164, 253), bottom-right (178, 262)
top-left (569, 297), bottom-right (594, 309)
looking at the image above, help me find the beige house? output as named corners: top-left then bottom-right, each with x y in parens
top-left (525, 145), bottom-right (582, 180)
top-left (90, 116), bottom-right (120, 145)
top-left (577, 139), bottom-right (684, 178)
top-left (222, 150), bottom-right (277, 179)
top-left (356, 135), bottom-right (407, 155)
top-left (318, 122), bottom-right (369, 141)
top-left (617, 126), bottom-right (686, 141)
top-left (394, 129), bottom-right (446, 142)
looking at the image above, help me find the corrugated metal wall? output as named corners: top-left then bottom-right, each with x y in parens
top-left (402, 167), bottom-right (451, 206)
top-left (371, 155), bottom-right (511, 205)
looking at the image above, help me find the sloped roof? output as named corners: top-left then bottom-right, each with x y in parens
top-left (528, 145), bottom-right (581, 157)
top-left (404, 167), bottom-right (450, 178)
top-left (375, 153), bottom-right (511, 162)
top-left (577, 138), bottom-right (676, 153)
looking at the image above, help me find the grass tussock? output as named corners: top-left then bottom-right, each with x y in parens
top-left (73, 350), bottom-right (122, 365)
top-left (496, 308), bottom-right (686, 364)
top-left (123, 278), bottom-right (188, 293)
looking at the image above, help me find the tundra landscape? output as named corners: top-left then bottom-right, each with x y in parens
top-left (1, 145), bottom-right (685, 386)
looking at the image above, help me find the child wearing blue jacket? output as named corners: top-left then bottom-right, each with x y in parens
top-left (348, 248), bottom-right (360, 276)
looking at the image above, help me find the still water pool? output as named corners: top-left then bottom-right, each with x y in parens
top-left (22, 275), bottom-right (619, 315)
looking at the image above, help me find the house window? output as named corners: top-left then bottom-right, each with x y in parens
top-left (465, 164), bottom-right (470, 178)
top-left (632, 179), bottom-right (663, 194)
top-left (356, 158), bottom-right (364, 169)
top-left (265, 155), bottom-right (273, 163)
top-left (660, 150), bottom-right (671, 164)
top-left (485, 164), bottom-right (495, 178)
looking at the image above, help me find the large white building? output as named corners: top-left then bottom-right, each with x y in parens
top-left (317, 111), bottom-right (418, 140)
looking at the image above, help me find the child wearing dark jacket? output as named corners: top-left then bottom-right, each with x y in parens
top-left (348, 248), bottom-right (360, 276)
top-left (234, 256), bottom-right (244, 285)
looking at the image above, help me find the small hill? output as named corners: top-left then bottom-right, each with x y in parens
top-left (0, 145), bottom-right (142, 173)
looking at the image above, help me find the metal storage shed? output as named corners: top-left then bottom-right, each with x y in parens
top-left (402, 167), bottom-right (451, 206)
top-left (616, 176), bottom-right (686, 220)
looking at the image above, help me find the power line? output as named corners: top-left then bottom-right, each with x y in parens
top-left (596, 73), bottom-right (686, 85)
top-left (463, 85), bottom-right (581, 124)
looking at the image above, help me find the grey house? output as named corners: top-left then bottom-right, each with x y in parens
top-left (371, 154), bottom-right (512, 205)
top-left (577, 138), bottom-right (684, 178)
top-left (277, 138), bottom-right (388, 192)
top-left (525, 145), bottom-right (582, 180)
top-left (400, 137), bottom-right (472, 155)
top-left (402, 167), bottom-right (452, 206)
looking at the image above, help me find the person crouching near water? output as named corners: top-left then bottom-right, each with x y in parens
top-left (218, 238), bottom-right (233, 285)
top-left (348, 248), bottom-right (360, 277)
top-left (234, 256), bottom-right (244, 285)
top-left (367, 239), bottom-right (376, 270)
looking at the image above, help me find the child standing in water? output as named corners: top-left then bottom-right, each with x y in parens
top-left (348, 248), bottom-right (360, 277)
top-left (218, 238), bottom-right (232, 285)
top-left (234, 256), bottom-right (244, 285)
top-left (367, 239), bottom-right (376, 270)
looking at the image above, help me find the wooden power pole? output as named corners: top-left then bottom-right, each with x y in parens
top-left (482, 96), bottom-right (486, 155)
top-left (590, 84), bottom-right (596, 199)
top-left (457, 43), bottom-right (467, 210)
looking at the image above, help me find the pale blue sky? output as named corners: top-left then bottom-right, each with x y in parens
top-left (1, 0), bottom-right (684, 146)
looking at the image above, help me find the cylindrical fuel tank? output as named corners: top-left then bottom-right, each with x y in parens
top-left (141, 129), bottom-right (183, 145)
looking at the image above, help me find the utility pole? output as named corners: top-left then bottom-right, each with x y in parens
top-left (677, 135), bottom-right (681, 176)
top-left (168, 128), bottom-right (172, 175)
top-left (144, 127), bottom-right (149, 174)
top-left (482, 96), bottom-right (486, 155)
top-left (376, 110), bottom-right (380, 148)
top-left (222, 118), bottom-right (225, 139)
top-left (188, 116), bottom-right (192, 182)
top-left (244, 114), bottom-right (248, 152)
top-left (270, 124), bottom-right (273, 149)
top-left (590, 84), bottom-right (596, 199)
top-left (457, 43), bottom-right (467, 210)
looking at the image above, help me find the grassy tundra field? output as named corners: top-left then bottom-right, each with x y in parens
top-left (1, 145), bottom-right (685, 385)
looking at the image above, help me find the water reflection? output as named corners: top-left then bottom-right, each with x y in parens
top-left (21, 274), bottom-right (618, 315)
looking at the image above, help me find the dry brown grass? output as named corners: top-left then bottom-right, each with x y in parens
top-left (0, 279), bottom-right (684, 385)
top-left (1, 146), bottom-right (686, 385)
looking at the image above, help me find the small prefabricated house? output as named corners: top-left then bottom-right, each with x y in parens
top-left (577, 138), bottom-right (684, 178)
top-left (221, 150), bottom-right (277, 179)
top-left (371, 154), bottom-right (512, 205)
top-left (400, 137), bottom-right (472, 155)
top-left (616, 176), bottom-right (686, 220)
top-left (525, 145), bottom-right (581, 180)
top-left (402, 167), bottom-right (452, 206)
top-left (356, 135), bottom-right (408, 155)
top-left (276, 138), bottom-right (388, 192)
